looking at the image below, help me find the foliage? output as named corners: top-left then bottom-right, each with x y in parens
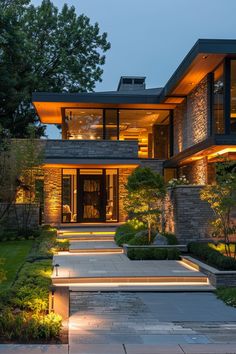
top-left (0, 309), bottom-right (61, 341)
top-left (0, 259), bottom-right (6, 284)
top-left (216, 287), bottom-right (236, 308)
top-left (127, 247), bottom-right (180, 260)
top-left (0, 0), bottom-right (110, 137)
top-left (114, 220), bottom-right (145, 246)
top-left (128, 230), bottom-right (156, 245)
top-left (161, 232), bottom-right (178, 245)
top-left (0, 227), bottom-right (62, 341)
top-left (188, 242), bottom-right (236, 270)
top-left (200, 160), bottom-right (236, 258)
top-left (168, 175), bottom-right (190, 188)
top-left (0, 126), bottom-right (44, 231)
top-left (54, 239), bottom-right (70, 252)
top-left (125, 167), bottom-right (166, 243)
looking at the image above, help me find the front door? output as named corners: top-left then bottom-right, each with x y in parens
top-left (78, 174), bottom-right (106, 222)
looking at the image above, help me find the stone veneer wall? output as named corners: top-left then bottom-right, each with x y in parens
top-left (45, 140), bottom-right (138, 159)
top-left (0, 203), bottom-right (39, 229)
top-left (173, 75), bottom-right (210, 155)
top-left (139, 159), bottom-right (164, 175)
top-left (178, 158), bottom-right (208, 184)
top-left (44, 168), bottom-right (62, 225)
top-left (118, 168), bottom-right (135, 222)
top-left (164, 185), bottom-right (214, 243)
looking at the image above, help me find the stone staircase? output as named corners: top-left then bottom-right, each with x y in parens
top-left (53, 225), bottom-right (214, 292)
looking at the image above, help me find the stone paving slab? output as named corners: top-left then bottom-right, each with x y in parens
top-left (0, 344), bottom-right (68, 353)
top-left (53, 254), bottom-right (204, 279)
top-left (69, 240), bottom-right (120, 250)
top-left (181, 343), bottom-right (236, 353)
top-left (69, 343), bottom-right (125, 354)
top-left (125, 344), bottom-right (184, 354)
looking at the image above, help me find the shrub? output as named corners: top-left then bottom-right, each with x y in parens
top-left (114, 220), bottom-right (145, 246)
top-left (188, 242), bottom-right (236, 270)
top-left (127, 247), bottom-right (180, 260)
top-left (0, 309), bottom-right (62, 341)
top-left (129, 229), bottom-right (156, 245)
top-left (54, 239), bottom-right (70, 252)
top-left (216, 287), bottom-right (236, 308)
top-left (161, 232), bottom-right (178, 245)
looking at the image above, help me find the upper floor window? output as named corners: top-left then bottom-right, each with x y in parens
top-left (230, 60), bottom-right (236, 133)
top-left (213, 64), bottom-right (225, 134)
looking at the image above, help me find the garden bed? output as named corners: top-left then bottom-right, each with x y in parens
top-left (0, 227), bottom-right (66, 343)
top-left (182, 256), bottom-right (236, 288)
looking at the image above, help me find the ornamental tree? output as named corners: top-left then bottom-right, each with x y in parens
top-left (200, 160), bottom-right (236, 258)
top-left (124, 167), bottom-right (166, 243)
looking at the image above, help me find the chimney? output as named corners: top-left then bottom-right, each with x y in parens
top-left (117, 76), bottom-right (146, 91)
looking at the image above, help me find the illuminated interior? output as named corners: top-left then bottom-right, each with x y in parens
top-left (62, 168), bottom-right (118, 223)
top-left (63, 108), bottom-right (170, 158)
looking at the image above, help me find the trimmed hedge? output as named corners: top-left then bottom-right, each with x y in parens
top-left (127, 247), bottom-right (180, 260)
top-left (188, 242), bottom-right (236, 270)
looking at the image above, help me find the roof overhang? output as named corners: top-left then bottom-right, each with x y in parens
top-left (43, 158), bottom-right (140, 168)
top-left (33, 94), bottom-right (175, 124)
top-left (161, 39), bottom-right (236, 104)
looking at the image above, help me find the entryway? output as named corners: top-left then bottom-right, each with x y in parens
top-left (62, 168), bottom-right (118, 223)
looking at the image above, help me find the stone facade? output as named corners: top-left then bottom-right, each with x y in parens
top-left (173, 75), bottom-right (210, 155)
top-left (45, 140), bottom-right (138, 159)
top-left (118, 168), bottom-right (135, 222)
top-left (164, 185), bottom-right (214, 243)
top-left (178, 158), bottom-right (208, 184)
top-left (139, 159), bottom-right (164, 175)
top-left (0, 203), bottom-right (39, 229)
top-left (44, 167), bottom-right (62, 225)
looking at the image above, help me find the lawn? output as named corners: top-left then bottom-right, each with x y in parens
top-left (0, 240), bottom-right (33, 289)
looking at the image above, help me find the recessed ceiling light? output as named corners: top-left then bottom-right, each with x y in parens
top-left (202, 55), bottom-right (208, 59)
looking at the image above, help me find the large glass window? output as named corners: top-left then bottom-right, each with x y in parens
top-left (65, 109), bottom-right (103, 140)
top-left (62, 169), bottom-right (77, 222)
top-left (213, 64), bottom-right (225, 134)
top-left (119, 110), bottom-right (170, 158)
top-left (230, 60), bottom-right (236, 133)
top-left (104, 109), bottom-right (118, 140)
top-left (106, 169), bottom-right (118, 221)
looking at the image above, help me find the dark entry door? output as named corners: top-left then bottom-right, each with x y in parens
top-left (78, 175), bottom-right (105, 222)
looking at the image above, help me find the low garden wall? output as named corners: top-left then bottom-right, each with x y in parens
top-left (182, 256), bottom-right (236, 287)
top-left (164, 185), bottom-right (214, 243)
top-left (0, 203), bottom-right (39, 229)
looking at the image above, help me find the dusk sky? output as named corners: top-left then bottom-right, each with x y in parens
top-left (32, 0), bottom-right (236, 138)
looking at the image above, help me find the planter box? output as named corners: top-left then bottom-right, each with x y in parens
top-left (182, 256), bottom-right (236, 287)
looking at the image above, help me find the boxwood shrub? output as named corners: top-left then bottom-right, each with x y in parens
top-left (127, 247), bottom-right (180, 260)
top-left (188, 242), bottom-right (236, 270)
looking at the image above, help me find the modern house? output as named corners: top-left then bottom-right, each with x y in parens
top-left (31, 39), bottom-right (236, 226)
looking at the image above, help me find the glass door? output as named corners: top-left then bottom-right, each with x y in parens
top-left (78, 173), bottom-right (106, 222)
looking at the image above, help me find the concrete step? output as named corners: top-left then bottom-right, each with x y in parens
top-left (69, 240), bottom-right (121, 254)
top-left (52, 274), bottom-right (210, 286)
top-left (68, 284), bottom-right (216, 292)
top-left (58, 234), bottom-right (115, 241)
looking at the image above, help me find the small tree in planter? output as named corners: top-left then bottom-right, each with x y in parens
top-left (200, 160), bottom-right (236, 258)
top-left (124, 167), bottom-right (166, 243)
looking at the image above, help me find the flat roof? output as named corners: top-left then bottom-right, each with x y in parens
top-left (33, 39), bottom-right (236, 123)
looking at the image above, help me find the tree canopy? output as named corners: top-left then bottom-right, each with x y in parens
top-left (0, 0), bottom-right (110, 137)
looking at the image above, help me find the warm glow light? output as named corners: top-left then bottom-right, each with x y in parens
top-left (53, 281), bottom-right (209, 287)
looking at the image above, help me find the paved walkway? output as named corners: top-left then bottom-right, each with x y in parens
top-left (68, 292), bottom-right (236, 353)
top-left (53, 253), bottom-right (203, 278)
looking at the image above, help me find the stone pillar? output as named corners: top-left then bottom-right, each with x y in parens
top-left (44, 167), bottom-right (62, 225)
top-left (118, 168), bottom-right (134, 222)
top-left (164, 186), bottom-right (214, 243)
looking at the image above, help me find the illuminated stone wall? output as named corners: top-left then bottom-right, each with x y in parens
top-left (173, 75), bottom-right (210, 155)
top-left (118, 168), bottom-right (135, 222)
top-left (164, 186), bottom-right (214, 243)
top-left (44, 168), bottom-right (62, 225)
top-left (178, 158), bottom-right (208, 184)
